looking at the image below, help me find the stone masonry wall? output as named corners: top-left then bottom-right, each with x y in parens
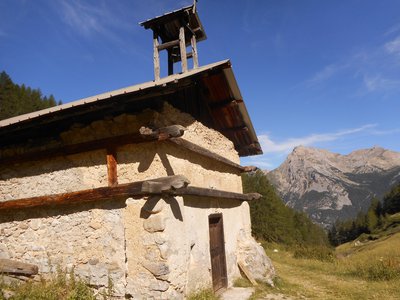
top-left (0, 102), bottom-right (272, 298)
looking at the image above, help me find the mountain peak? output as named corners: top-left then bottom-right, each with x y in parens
top-left (267, 146), bottom-right (400, 228)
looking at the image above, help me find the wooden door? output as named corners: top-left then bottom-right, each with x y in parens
top-left (208, 213), bottom-right (228, 292)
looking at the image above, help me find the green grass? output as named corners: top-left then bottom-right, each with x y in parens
top-left (251, 232), bottom-right (400, 299)
top-left (187, 289), bottom-right (219, 300)
top-left (0, 268), bottom-right (113, 300)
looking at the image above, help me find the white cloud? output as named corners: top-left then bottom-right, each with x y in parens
top-left (384, 36), bottom-right (400, 55)
top-left (258, 124), bottom-right (376, 155)
top-left (363, 75), bottom-right (400, 92)
top-left (306, 63), bottom-right (348, 87)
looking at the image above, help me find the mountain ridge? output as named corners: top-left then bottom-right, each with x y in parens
top-left (266, 146), bottom-right (400, 228)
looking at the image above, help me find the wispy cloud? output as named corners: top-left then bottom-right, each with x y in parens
top-left (258, 124), bottom-right (376, 155)
top-left (384, 35), bottom-right (400, 55)
top-left (242, 124), bottom-right (400, 169)
top-left (363, 75), bottom-right (400, 92)
top-left (305, 63), bottom-right (348, 87)
top-left (57, 0), bottom-right (133, 40)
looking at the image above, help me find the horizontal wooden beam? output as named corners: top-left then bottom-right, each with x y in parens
top-left (0, 259), bottom-right (38, 276)
top-left (0, 175), bottom-right (259, 211)
top-left (1, 125), bottom-right (186, 166)
top-left (168, 137), bottom-right (252, 172)
top-left (0, 175), bottom-right (189, 210)
top-left (208, 99), bottom-right (243, 109)
top-left (170, 186), bottom-right (261, 201)
top-left (157, 39), bottom-right (180, 51)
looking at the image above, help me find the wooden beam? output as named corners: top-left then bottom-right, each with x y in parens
top-left (0, 259), bottom-right (39, 276)
top-left (0, 175), bottom-right (189, 210)
top-left (179, 26), bottom-right (188, 72)
top-left (220, 126), bottom-right (248, 133)
top-left (107, 148), bottom-right (118, 187)
top-left (169, 186), bottom-right (261, 201)
top-left (168, 137), bottom-right (246, 172)
top-left (1, 125), bottom-right (186, 166)
top-left (141, 174), bottom-right (190, 193)
top-left (0, 175), bottom-right (258, 211)
top-left (153, 32), bottom-right (160, 81)
top-left (139, 125), bottom-right (186, 140)
top-left (208, 99), bottom-right (243, 109)
top-left (157, 39), bottom-right (180, 51)
top-left (191, 35), bottom-right (199, 68)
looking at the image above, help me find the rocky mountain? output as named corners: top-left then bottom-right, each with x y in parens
top-left (266, 146), bottom-right (400, 228)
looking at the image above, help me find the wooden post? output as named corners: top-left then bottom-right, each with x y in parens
top-left (107, 148), bottom-right (118, 187)
top-left (167, 49), bottom-right (174, 75)
top-left (191, 34), bottom-right (199, 69)
top-left (153, 32), bottom-right (160, 80)
top-left (179, 26), bottom-right (188, 73)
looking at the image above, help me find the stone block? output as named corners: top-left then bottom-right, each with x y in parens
top-left (143, 215), bottom-right (166, 233)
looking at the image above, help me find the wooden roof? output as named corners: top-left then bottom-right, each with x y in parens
top-left (140, 4), bottom-right (207, 46)
top-left (0, 60), bottom-right (262, 157)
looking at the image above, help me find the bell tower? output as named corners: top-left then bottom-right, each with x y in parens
top-left (140, 2), bottom-right (207, 81)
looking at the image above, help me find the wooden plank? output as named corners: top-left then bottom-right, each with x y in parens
top-left (0, 175), bottom-right (190, 210)
top-left (106, 148), bottom-right (118, 187)
top-left (238, 261), bottom-right (258, 286)
top-left (191, 34), bottom-right (199, 68)
top-left (179, 26), bottom-right (188, 72)
top-left (141, 175), bottom-right (189, 193)
top-left (157, 39), bottom-right (180, 51)
top-left (153, 32), bottom-right (160, 81)
top-left (0, 259), bottom-right (39, 276)
top-left (170, 186), bottom-right (261, 201)
top-left (1, 125), bottom-right (186, 166)
top-left (0, 177), bottom-right (260, 211)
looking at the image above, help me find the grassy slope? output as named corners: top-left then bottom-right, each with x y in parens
top-left (251, 223), bottom-right (400, 299)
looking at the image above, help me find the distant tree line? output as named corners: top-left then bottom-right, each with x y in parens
top-left (0, 71), bottom-right (61, 121)
top-left (242, 171), bottom-right (330, 247)
top-left (329, 182), bottom-right (400, 246)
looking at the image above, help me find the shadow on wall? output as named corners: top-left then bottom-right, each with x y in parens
top-left (0, 199), bottom-right (126, 223)
top-left (140, 195), bottom-right (183, 221)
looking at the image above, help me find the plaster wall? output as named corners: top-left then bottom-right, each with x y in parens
top-left (0, 103), bottom-right (259, 298)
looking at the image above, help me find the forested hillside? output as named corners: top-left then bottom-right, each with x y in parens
top-left (242, 171), bottom-right (329, 247)
top-left (0, 71), bottom-right (61, 120)
top-left (329, 182), bottom-right (400, 245)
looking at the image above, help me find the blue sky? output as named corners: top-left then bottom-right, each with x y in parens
top-left (1, 0), bottom-right (400, 169)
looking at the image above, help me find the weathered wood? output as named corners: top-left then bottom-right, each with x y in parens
top-left (140, 125), bottom-right (186, 140)
top-left (0, 176), bottom-right (259, 210)
top-left (208, 99), bottom-right (243, 110)
top-left (221, 126), bottom-right (248, 133)
top-left (0, 175), bottom-right (192, 210)
top-left (153, 32), bottom-right (160, 81)
top-left (238, 261), bottom-right (258, 286)
top-left (107, 149), bottom-right (118, 187)
top-left (170, 186), bottom-right (261, 201)
top-left (168, 138), bottom-right (246, 172)
top-left (1, 125), bottom-right (185, 166)
top-left (0, 259), bottom-right (39, 276)
top-left (141, 175), bottom-right (190, 193)
top-left (157, 39), bottom-right (180, 51)
top-left (191, 34), bottom-right (199, 68)
top-left (179, 26), bottom-right (188, 72)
